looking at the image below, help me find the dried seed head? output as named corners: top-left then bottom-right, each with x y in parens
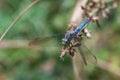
top-left (68, 23), bottom-right (77, 31)
top-left (60, 47), bottom-right (69, 59)
top-left (83, 28), bottom-right (92, 39)
top-left (60, 48), bottom-right (69, 59)
top-left (92, 16), bottom-right (99, 22)
top-left (89, 2), bottom-right (96, 9)
top-left (77, 34), bottom-right (82, 41)
top-left (69, 48), bottom-right (75, 57)
top-left (113, 0), bottom-right (120, 9)
top-left (60, 51), bottom-right (66, 59)
top-left (101, 10), bottom-right (109, 19)
top-left (91, 0), bottom-right (101, 4)
top-left (86, 32), bottom-right (92, 39)
top-left (81, 6), bottom-right (85, 10)
top-left (73, 42), bottom-right (81, 47)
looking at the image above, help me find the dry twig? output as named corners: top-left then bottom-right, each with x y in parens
top-left (69, 0), bottom-right (88, 80)
top-left (0, 0), bottom-right (40, 41)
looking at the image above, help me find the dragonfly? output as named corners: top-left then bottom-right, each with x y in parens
top-left (61, 17), bottom-right (97, 65)
top-left (29, 18), bottom-right (90, 47)
top-left (62, 18), bottom-right (90, 45)
top-left (29, 17), bottom-right (97, 66)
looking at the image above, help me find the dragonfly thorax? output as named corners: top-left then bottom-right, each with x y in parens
top-left (62, 32), bottom-right (75, 45)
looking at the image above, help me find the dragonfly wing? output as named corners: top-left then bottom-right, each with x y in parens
top-left (77, 43), bottom-right (97, 65)
top-left (77, 46), bottom-right (87, 66)
top-left (29, 33), bottom-right (63, 46)
top-left (73, 53), bottom-right (87, 72)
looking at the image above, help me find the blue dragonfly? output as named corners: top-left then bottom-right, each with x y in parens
top-left (62, 18), bottom-right (91, 45)
top-left (61, 17), bottom-right (97, 65)
top-left (29, 17), bottom-right (97, 66)
top-left (62, 8), bottom-right (100, 46)
top-left (29, 18), bottom-right (90, 47)
top-left (29, 18), bottom-right (91, 46)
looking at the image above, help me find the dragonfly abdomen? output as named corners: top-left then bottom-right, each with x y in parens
top-left (73, 18), bottom-right (91, 34)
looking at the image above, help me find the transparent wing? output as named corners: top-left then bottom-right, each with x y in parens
top-left (77, 43), bottom-right (97, 66)
top-left (74, 50), bottom-right (87, 71)
top-left (77, 46), bottom-right (87, 65)
top-left (29, 33), bottom-right (63, 46)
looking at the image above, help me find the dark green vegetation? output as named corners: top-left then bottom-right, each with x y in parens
top-left (0, 0), bottom-right (120, 80)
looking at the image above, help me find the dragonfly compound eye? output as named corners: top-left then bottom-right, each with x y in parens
top-left (62, 38), bottom-right (68, 44)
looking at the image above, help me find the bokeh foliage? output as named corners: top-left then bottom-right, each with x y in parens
top-left (0, 0), bottom-right (120, 80)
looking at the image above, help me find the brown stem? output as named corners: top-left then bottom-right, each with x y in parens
top-left (70, 0), bottom-right (88, 80)
top-left (72, 56), bottom-right (82, 80)
top-left (0, 0), bottom-right (40, 41)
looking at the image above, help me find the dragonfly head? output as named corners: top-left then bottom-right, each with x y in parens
top-left (62, 38), bottom-right (69, 45)
top-left (62, 32), bottom-right (75, 45)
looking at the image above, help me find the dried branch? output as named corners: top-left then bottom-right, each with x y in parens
top-left (69, 0), bottom-right (88, 80)
top-left (0, 0), bottom-right (40, 41)
top-left (0, 40), bottom-right (60, 52)
top-left (72, 56), bottom-right (82, 80)
top-left (0, 40), bottom-right (28, 48)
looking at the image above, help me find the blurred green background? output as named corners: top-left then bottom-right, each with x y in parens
top-left (0, 0), bottom-right (120, 80)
